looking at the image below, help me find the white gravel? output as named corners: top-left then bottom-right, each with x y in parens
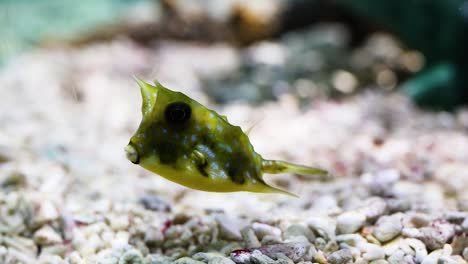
top-left (0, 38), bottom-right (468, 263)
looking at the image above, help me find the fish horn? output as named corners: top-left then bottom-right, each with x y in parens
top-left (134, 76), bottom-right (158, 116)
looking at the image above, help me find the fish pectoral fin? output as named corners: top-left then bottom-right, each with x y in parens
top-left (191, 149), bottom-right (206, 165)
top-left (190, 149), bottom-right (209, 177)
top-left (262, 160), bottom-right (330, 181)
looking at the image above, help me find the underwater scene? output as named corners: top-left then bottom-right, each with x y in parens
top-left (0, 0), bottom-right (468, 263)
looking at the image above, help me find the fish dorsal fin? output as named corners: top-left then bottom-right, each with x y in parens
top-left (245, 119), bottom-right (262, 135)
top-left (153, 80), bottom-right (165, 89)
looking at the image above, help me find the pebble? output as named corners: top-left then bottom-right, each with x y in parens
top-left (34, 225), bottom-right (62, 245)
top-left (407, 213), bottom-right (432, 228)
top-left (360, 243), bottom-right (385, 261)
top-left (145, 254), bottom-right (174, 264)
top-left (36, 200), bottom-right (60, 223)
top-left (67, 251), bottom-right (85, 264)
top-left (373, 214), bottom-right (403, 242)
top-left (38, 254), bottom-right (65, 263)
top-left (139, 194), bottom-right (171, 212)
top-left (387, 249), bottom-right (405, 264)
top-left (307, 217), bottom-right (337, 241)
top-left (283, 224), bottom-right (315, 243)
top-left (310, 195), bottom-right (341, 214)
top-left (401, 227), bottom-right (421, 237)
top-left (260, 234), bottom-right (283, 245)
top-left (209, 258), bottom-right (237, 264)
top-left (143, 227), bottom-right (164, 247)
top-left (3, 236), bottom-right (33, 253)
top-left (119, 249), bottom-right (144, 264)
top-left (40, 244), bottom-right (67, 257)
top-left (405, 238), bottom-right (428, 263)
top-left (230, 249), bottom-right (267, 264)
top-left (381, 237), bottom-right (401, 256)
top-left (451, 235), bottom-right (468, 255)
top-left (1, 171), bottom-right (26, 189)
top-left (365, 234), bottom-right (381, 246)
top-left (458, 200), bottom-right (468, 212)
top-left (444, 212), bottom-right (467, 223)
top-left (230, 242), bottom-right (307, 263)
top-left (439, 256), bottom-right (465, 264)
top-left (421, 244), bottom-right (453, 264)
top-left (336, 234), bottom-right (367, 247)
top-left (240, 227), bottom-right (261, 248)
top-left (313, 237), bottom-right (327, 251)
top-left (247, 251), bottom-right (279, 264)
top-left (0, 146), bottom-right (13, 164)
top-left (361, 170), bottom-right (400, 197)
top-left (327, 248), bottom-right (353, 264)
top-left (108, 215), bottom-right (130, 230)
top-left (261, 242), bottom-right (308, 262)
top-left (462, 217), bottom-right (468, 232)
top-left (215, 214), bottom-right (242, 241)
top-left (312, 250), bottom-right (328, 264)
top-left (193, 252), bottom-right (235, 264)
top-left (251, 222), bottom-right (282, 239)
top-left (415, 222), bottom-right (455, 251)
top-left (337, 211), bottom-right (367, 234)
top-left (173, 257), bottom-right (205, 264)
top-left (386, 198), bottom-right (411, 213)
top-left (3, 247), bottom-right (37, 264)
top-left (370, 260), bottom-right (389, 264)
top-left (357, 197), bottom-right (387, 221)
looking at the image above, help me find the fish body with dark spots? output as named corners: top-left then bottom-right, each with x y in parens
top-left (125, 78), bottom-right (328, 196)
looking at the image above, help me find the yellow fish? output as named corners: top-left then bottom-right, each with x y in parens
top-left (125, 78), bottom-right (327, 196)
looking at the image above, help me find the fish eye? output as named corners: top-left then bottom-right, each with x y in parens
top-left (165, 102), bottom-right (191, 123)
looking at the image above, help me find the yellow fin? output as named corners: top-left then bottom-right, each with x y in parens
top-left (268, 186), bottom-right (300, 198)
top-left (245, 119), bottom-right (262, 135)
top-left (262, 160), bottom-right (329, 181)
top-left (253, 182), bottom-right (299, 198)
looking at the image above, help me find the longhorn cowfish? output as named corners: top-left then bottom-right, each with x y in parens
top-left (125, 78), bottom-right (328, 196)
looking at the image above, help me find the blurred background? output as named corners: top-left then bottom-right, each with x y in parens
top-left (1, 0), bottom-right (468, 263)
top-left (2, 0), bottom-right (468, 109)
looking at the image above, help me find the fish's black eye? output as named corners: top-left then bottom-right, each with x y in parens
top-left (165, 102), bottom-right (191, 123)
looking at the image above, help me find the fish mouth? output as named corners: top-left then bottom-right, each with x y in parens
top-left (125, 143), bottom-right (140, 164)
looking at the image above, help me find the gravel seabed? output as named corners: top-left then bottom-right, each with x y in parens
top-left (0, 39), bottom-right (468, 264)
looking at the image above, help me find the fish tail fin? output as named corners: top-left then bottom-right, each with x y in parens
top-left (262, 159), bottom-right (329, 181)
